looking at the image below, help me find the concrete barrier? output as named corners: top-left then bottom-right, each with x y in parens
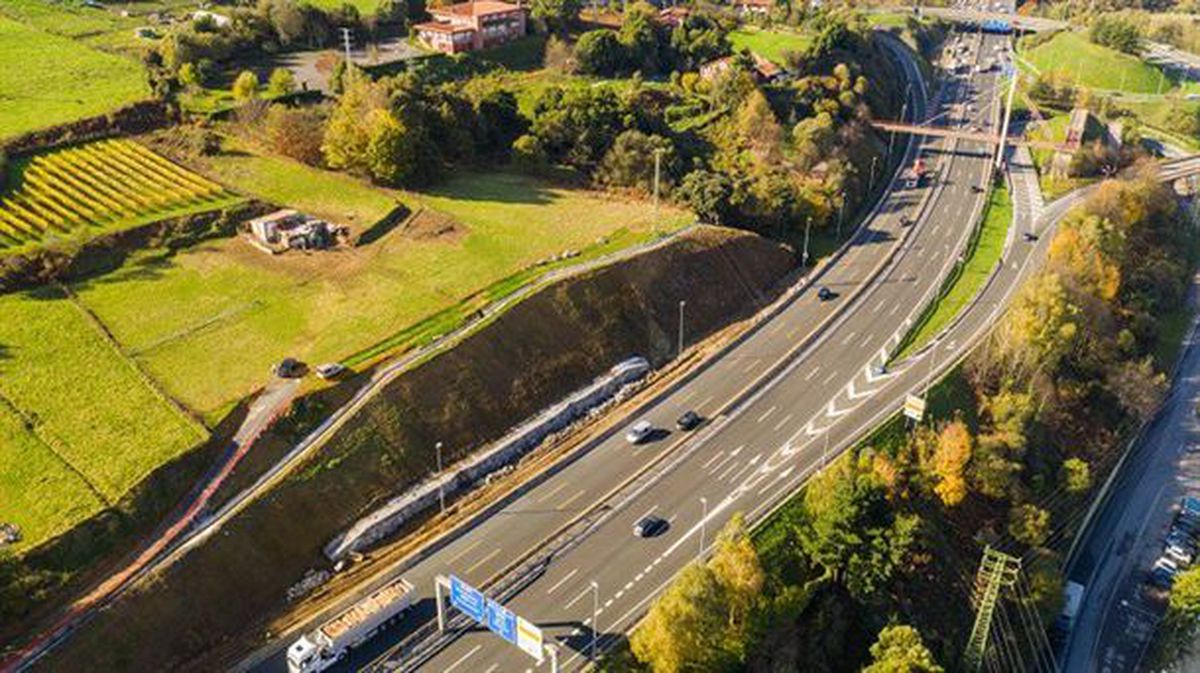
top-left (322, 356), bottom-right (652, 560)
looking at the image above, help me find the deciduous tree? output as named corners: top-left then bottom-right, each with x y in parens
top-left (862, 624), bottom-right (944, 673)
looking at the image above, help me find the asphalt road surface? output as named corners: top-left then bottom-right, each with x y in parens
top-left (238, 31), bottom-right (1027, 673)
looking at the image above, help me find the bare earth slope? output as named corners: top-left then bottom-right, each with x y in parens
top-left (38, 225), bottom-right (793, 671)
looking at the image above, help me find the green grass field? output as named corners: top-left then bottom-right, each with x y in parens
top-left (302, 0), bottom-right (389, 12)
top-left (73, 156), bottom-right (690, 419)
top-left (896, 181), bottom-right (1012, 360)
top-left (0, 140), bottom-right (244, 255)
top-left (202, 146), bottom-right (401, 229)
top-left (729, 27), bottom-right (811, 65)
top-left (1021, 31), bottom-right (1168, 94)
top-left (0, 16), bottom-right (149, 140)
top-left (0, 288), bottom-right (208, 551)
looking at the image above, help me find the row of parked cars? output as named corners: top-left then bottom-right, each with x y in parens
top-left (1148, 496), bottom-right (1200, 589)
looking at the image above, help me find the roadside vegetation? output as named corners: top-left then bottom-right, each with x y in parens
top-left (615, 166), bottom-right (1195, 672)
top-left (895, 180), bottom-right (1012, 360)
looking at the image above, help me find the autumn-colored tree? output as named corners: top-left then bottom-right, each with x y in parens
top-left (932, 419), bottom-right (973, 507)
top-left (1061, 457), bottom-right (1092, 494)
top-left (736, 89), bottom-right (783, 164)
top-left (1008, 504), bottom-right (1051, 548)
top-left (264, 104), bottom-right (325, 165)
top-left (862, 624), bottom-right (944, 673)
top-left (232, 70), bottom-right (260, 102)
top-left (630, 562), bottom-right (730, 673)
top-left (708, 513), bottom-right (764, 629)
top-left (321, 78), bottom-right (390, 173)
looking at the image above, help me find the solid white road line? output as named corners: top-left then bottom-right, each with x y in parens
top-left (743, 359), bottom-right (761, 373)
top-left (564, 586), bottom-right (592, 610)
top-left (545, 568), bottom-right (579, 595)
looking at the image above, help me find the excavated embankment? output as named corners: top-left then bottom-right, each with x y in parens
top-left (39, 225), bottom-right (794, 671)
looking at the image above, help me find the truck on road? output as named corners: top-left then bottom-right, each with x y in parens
top-left (903, 158), bottom-right (929, 189)
top-left (287, 576), bottom-right (414, 673)
top-left (1055, 581), bottom-right (1085, 637)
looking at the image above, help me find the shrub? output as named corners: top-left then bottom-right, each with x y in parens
top-left (232, 70), bottom-right (260, 101)
top-left (264, 105), bottom-right (325, 165)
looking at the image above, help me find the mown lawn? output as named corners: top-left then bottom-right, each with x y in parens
top-left (729, 27), bottom-right (811, 65)
top-left (74, 161), bottom-right (690, 419)
top-left (895, 181), bottom-right (1012, 360)
top-left (0, 16), bottom-right (149, 140)
top-left (1021, 31), bottom-right (1169, 94)
top-left (302, 0), bottom-right (390, 12)
top-left (0, 288), bottom-right (208, 549)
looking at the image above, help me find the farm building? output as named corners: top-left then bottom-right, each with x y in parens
top-left (414, 1), bottom-right (527, 54)
top-left (700, 53), bottom-right (783, 82)
top-left (248, 210), bottom-right (346, 253)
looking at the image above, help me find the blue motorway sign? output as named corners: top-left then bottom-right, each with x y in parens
top-left (449, 575), bottom-right (485, 623)
top-left (485, 599), bottom-right (517, 644)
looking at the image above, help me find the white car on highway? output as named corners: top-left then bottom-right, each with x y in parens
top-left (625, 420), bottom-right (654, 444)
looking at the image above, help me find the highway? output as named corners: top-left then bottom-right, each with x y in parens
top-left (239, 28), bottom-right (1016, 673)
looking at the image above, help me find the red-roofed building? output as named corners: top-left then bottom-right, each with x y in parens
top-left (734, 0), bottom-right (772, 15)
top-left (414, 0), bottom-right (527, 54)
top-left (657, 6), bottom-right (691, 27)
top-left (699, 52), bottom-right (783, 82)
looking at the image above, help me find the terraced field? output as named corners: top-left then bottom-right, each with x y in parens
top-left (0, 139), bottom-right (242, 254)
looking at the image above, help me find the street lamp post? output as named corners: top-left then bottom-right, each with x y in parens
top-left (868, 156), bottom-right (879, 194)
top-left (590, 580), bottom-right (600, 661)
top-left (698, 497), bottom-right (708, 560)
top-left (435, 441), bottom-right (445, 514)
top-left (802, 217), bottom-right (812, 268)
top-left (678, 300), bottom-right (686, 357)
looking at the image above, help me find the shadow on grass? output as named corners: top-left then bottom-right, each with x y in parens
top-left (421, 172), bottom-right (559, 206)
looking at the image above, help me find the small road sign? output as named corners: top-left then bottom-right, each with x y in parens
top-left (516, 616), bottom-right (544, 661)
top-left (904, 394), bottom-right (927, 422)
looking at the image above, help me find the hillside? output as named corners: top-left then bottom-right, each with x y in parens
top-left (31, 225), bottom-right (795, 671)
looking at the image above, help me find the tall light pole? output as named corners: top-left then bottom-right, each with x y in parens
top-left (698, 496), bottom-right (708, 560)
top-left (802, 217), bottom-right (812, 268)
top-left (590, 580), bottom-right (599, 661)
top-left (652, 148), bottom-right (665, 212)
top-left (436, 441), bottom-right (445, 514)
top-left (868, 156), bottom-right (879, 194)
top-left (677, 300), bottom-right (686, 357)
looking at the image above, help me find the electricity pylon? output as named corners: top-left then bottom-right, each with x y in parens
top-left (964, 546), bottom-right (1022, 672)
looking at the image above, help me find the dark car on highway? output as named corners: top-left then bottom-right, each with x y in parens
top-left (817, 286), bottom-right (834, 301)
top-left (676, 410), bottom-right (702, 431)
top-left (634, 515), bottom-right (669, 538)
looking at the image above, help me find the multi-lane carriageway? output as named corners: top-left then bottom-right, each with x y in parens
top-left (247, 32), bottom-right (1024, 673)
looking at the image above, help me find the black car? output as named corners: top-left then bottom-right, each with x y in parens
top-left (676, 410), bottom-right (702, 431)
top-left (634, 515), bottom-right (669, 538)
top-left (817, 286), bottom-right (834, 301)
top-left (273, 357), bottom-right (305, 379)
top-left (1023, 231), bottom-right (1039, 242)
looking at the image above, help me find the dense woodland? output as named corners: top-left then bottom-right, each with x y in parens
top-left (607, 166), bottom-right (1196, 672)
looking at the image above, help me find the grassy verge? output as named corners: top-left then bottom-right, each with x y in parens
top-left (893, 180), bottom-right (1012, 361)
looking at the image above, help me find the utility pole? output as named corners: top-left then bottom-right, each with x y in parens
top-left (963, 547), bottom-right (1021, 673)
top-left (435, 441), bottom-right (445, 514)
top-left (802, 217), bottom-right (812, 267)
top-left (836, 198), bottom-right (845, 241)
top-left (994, 60), bottom-right (1019, 172)
top-left (652, 148), bottom-right (665, 212)
top-left (868, 156), bottom-right (879, 194)
top-left (341, 27), bottom-right (354, 69)
top-left (677, 300), bottom-right (686, 357)
top-left (590, 580), bottom-right (600, 661)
